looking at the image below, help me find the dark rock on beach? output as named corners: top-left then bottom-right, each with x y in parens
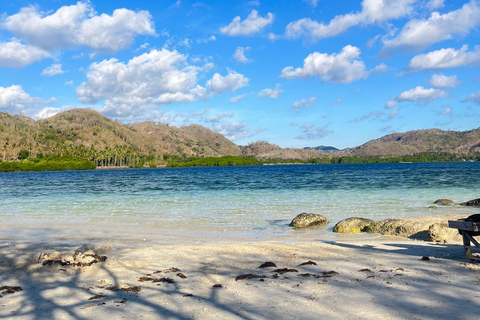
top-left (289, 213), bottom-right (328, 228)
top-left (434, 199), bottom-right (454, 206)
top-left (235, 274), bottom-right (268, 281)
top-left (258, 261), bottom-right (277, 268)
top-left (460, 198), bottom-right (480, 207)
top-left (333, 217), bottom-right (374, 234)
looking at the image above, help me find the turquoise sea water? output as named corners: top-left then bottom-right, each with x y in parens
top-left (1, 162), bottom-right (480, 243)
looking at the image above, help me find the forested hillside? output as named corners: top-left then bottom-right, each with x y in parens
top-left (2, 108), bottom-right (480, 169)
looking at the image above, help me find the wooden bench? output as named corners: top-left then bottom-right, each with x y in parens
top-left (448, 220), bottom-right (480, 254)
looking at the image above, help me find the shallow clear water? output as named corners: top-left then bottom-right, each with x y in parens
top-left (1, 162), bottom-right (479, 242)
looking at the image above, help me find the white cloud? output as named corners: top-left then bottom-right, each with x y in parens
top-left (258, 84), bottom-right (283, 99)
top-left (407, 45), bottom-right (480, 71)
top-left (0, 40), bottom-right (51, 67)
top-left (204, 112), bottom-right (234, 123)
top-left (206, 70), bottom-right (249, 94)
top-left (76, 49), bottom-right (248, 118)
top-left (281, 45), bottom-right (382, 84)
top-left (385, 86), bottom-right (449, 108)
top-left (303, 0), bottom-right (319, 8)
top-left (291, 97), bottom-right (316, 113)
top-left (464, 91), bottom-right (480, 104)
top-left (41, 64), bottom-right (66, 76)
top-left (387, 109), bottom-right (399, 120)
top-left (1, 2), bottom-right (155, 54)
top-left (296, 123), bottom-right (332, 140)
top-left (331, 98), bottom-right (344, 105)
top-left (220, 10), bottom-right (274, 36)
top-left (382, 1), bottom-right (480, 55)
top-left (366, 34), bottom-right (380, 48)
top-left (65, 81), bottom-right (74, 86)
top-left (0, 84), bottom-right (56, 114)
top-left (353, 110), bottom-right (385, 122)
top-left (429, 74), bottom-right (460, 88)
top-left (170, 0), bottom-right (182, 9)
top-left (35, 105), bottom-right (74, 119)
top-left (425, 0), bottom-right (445, 11)
top-left (197, 35), bottom-right (216, 44)
top-left (385, 100), bottom-right (398, 109)
top-left (233, 47), bottom-right (251, 63)
top-left (230, 95), bottom-right (245, 103)
top-left (439, 106), bottom-right (451, 115)
top-left (285, 0), bottom-right (416, 42)
top-left (212, 121), bottom-right (259, 141)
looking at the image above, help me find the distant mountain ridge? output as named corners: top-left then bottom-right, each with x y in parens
top-left (1, 109), bottom-right (480, 164)
top-left (303, 145), bottom-right (343, 152)
top-left (347, 128), bottom-right (480, 157)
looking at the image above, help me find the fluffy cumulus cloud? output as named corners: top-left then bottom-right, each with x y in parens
top-left (0, 85), bottom-right (56, 114)
top-left (429, 74), bottom-right (460, 88)
top-left (296, 123), bottom-right (332, 140)
top-left (407, 45), bottom-right (480, 71)
top-left (258, 84), bottom-right (283, 99)
top-left (382, 1), bottom-right (480, 55)
top-left (281, 45), bottom-right (382, 84)
top-left (233, 47), bottom-right (251, 63)
top-left (1, 1), bottom-right (155, 54)
top-left (206, 70), bottom-right (249, 94)
top-left (285, 0), bottom-right (416, 41)
top-left (41, 64), bottom-right (66, 76)
top-left (220, 10), bottom-right (274, 36)
top-left (0, 40), bottom-right (51, 68)
top-left (385, 86), bottom-right (449, 108)
top-left (291, 97), bottom-right (316, 113)
top-left (35, 105), bottom-right (74, 119)
top-left (76, 49), bottom-right (248, 118)
top-left (464, 91), bottom-right (480, 104)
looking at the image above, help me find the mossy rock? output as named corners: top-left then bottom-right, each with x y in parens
top-left (434, 199), bottom-right (454, 206)
top-left (363, 214), bottom-right (467, 240)
top-left (428, 222), bottom-right (462, 243)
top-left (333, 217), bottom-right (374, 234)
top-left (289, 213), bottom-right (328, 228)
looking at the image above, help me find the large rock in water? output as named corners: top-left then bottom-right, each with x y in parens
top-left (363, 214), bottom-right (467, 242)
top-left (333, 217), bottom-right (374, 234)
top-left (459, 198), bottom-right (480, 207)
top-left (434, 199), bottom-right (454, 206)
top-left (289, 213), bottom-right (328, 228)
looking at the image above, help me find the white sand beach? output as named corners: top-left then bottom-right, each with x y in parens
top-left (1, 236), bottom-right (479, 320)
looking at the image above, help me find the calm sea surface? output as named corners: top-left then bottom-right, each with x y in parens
top-left (1, 162), bottom-right (480, 243)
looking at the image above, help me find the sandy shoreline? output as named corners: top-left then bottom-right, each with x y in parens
top-left (1, 236), bottom-right (479, 320)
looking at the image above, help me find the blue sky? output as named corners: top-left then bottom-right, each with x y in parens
top-left (0, 0), bottom-right (479, 149)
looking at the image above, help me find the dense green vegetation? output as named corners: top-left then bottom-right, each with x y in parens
top-left (164, 152), bottom-right (480, 168)
top-left (166, 156), bottom-right (261, 167)
top-left (0, 156), bottom-right (96, 172)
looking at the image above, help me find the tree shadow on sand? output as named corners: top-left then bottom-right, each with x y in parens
top-left (0, 240), bottom-right (479, 319)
